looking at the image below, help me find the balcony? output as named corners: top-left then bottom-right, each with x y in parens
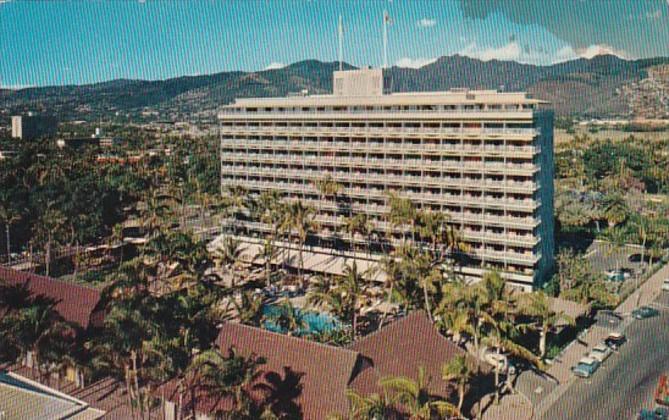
top-left (219, 125), bottom-right (539, 138)
top-left (222, 138), bottom-right (540, 157)
top-left (220, 167), bottom-right (538, 196)
top-left (221, 153), bottom-right (538, 175)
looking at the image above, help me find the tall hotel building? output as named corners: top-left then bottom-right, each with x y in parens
top-left (219, 69), bottom-right (554, 290)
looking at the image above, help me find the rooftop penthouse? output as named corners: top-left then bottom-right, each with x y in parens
top-left (219, 68), bottom-right (555, 290)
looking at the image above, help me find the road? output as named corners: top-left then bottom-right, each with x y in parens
top-left (540, 292), bottom-right (669, 420)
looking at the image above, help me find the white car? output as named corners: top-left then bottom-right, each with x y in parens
top-left (572, 356), bottom-right (601, 378)
top-left (588, 343), bottom-right (613, 363)
top-left (662, 279), bottom-right (669, 292)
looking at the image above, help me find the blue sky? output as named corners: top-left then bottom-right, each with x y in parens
top-left (1, 0), bottom-right (668, 88)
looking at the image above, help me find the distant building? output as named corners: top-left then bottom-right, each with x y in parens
top-left (11, 114), bottom-right (58, 140)
top-left (56, 136), bottom-right (120, 149)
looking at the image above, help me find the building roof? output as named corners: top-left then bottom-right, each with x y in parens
top-left (348, 310), bottom-right (465, 399)
top-left (217, 322), bottom-right (362, 419)
top-left (161, 312), bottom-right (465, 419)
top-left (0, 371), bottom-right (105, 419)
top-left (0, 267), bottom-right (103, 330)
top-left (221, 90), bottom-right (545, 109)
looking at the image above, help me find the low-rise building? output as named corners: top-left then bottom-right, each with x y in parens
top-left (159, 311), bottom-right (467, 419)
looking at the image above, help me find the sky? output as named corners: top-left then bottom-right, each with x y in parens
top-left (1, 0), bottom-right (668, 88)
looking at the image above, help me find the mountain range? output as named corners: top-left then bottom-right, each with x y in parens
top-left (2, 54), bottom-right (669, 121)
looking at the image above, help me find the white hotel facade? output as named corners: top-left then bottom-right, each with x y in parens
top-left (218, 69), bottom-right (555, 290)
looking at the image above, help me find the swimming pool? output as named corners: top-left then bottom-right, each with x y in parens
top-left (262, 304), bottom-right (341, 336)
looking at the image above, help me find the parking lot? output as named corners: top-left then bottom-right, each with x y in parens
top-left (585, 240), bottom-right (647, 276)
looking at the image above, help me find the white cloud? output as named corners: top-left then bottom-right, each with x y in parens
top-left (417, 18), bottom-right (436, 28)
top-left (0, 84), bottom-right (34, 90)
top-left (553, 45), bottom-right (579, 63)
top-left (264, 62), bottom-right (286, 70)
top-left (460, 42), bottom-right (522, 62)
top-left (574, 44), bottom-right (627, 59)
top-left (395, 57), bottom-right (438, 69)
top-left (546, 44), bottom-right (628, 64)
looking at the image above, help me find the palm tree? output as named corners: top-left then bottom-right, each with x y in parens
top-left (213, 236), bottom-right (246, 287)
top-left (0, 195), bottom-right (20, 262)
top-left (284, 200), bottom-right (316, 278)
top-left (254, 366), bottom-right (304, 419)
top-left (441, 355), bottom-right (472, 415)
top-left (604, 226), bottom-right (627, 271)
top-left (476, 274), bottom-right (542, 405)
top-left (387, 192), bottom-right (416, 244)
top-left (601, 193), bottom-right (628, 227)
top-left (520, 292), bottom-right (574, 359)
top-left (379, 366), bottom-right (457, 419)
top-left (185, 348), bottom-right (266, 418)
top-left (327, 389), bottom-right (392, 420)
top-left (307, 261), bottom-right (370, 339)
top-left (111, 223), bottom-right (125, 264)
top-left (223, 185), bottom-right (249, 234)
top-left (257, 191), bottom-right (284, 287)
top-left (315, 175), bottom-right (342, 217)
top-left (267, 299), bottom-right (307, 336)
top-left (0, 281), bottom-right (32, 320)
top-left (32, 206), bottom-right (66, 277)
top-left (233, 291), bottom-right (266, 327)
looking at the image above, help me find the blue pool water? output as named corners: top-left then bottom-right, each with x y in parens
top-left (262, 304), bottom-right (341, 336)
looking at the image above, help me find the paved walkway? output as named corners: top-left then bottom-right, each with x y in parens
top-left (480, 392), bottom-right (533, 420)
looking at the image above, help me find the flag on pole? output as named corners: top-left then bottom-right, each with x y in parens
top-left (384, 10), bottom-right (393, 25)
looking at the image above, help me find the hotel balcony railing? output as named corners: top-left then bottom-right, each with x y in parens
top-left (221, 153), bottom-right (538, 174)
top-left (223, 179), bottom-right (539, 229)
top-left (220, 217), bottom-right (539, 266)
top-left (221, 168), bottom-right (538, 194)
top-left (223, 139), bottom-right (540, 156)
top-left (220, 125), bottom-right (540, 138)
top-left (220, 108), bottom-right (536, 117)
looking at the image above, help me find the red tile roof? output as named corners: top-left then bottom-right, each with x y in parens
top-left (161, 312), bottom-right (464, 419)
top-left (215, 323), bottom-right (362, 419)
top-left (349, 310), bottom-right (465, 399)
top-left (0, 267), bottom-right (103, 329)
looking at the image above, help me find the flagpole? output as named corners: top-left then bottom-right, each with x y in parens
top-left (338, 15), bottom-right (343, 71)
top-left (383, 10), bottom-right (388, 69)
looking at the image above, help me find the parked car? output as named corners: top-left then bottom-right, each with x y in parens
top-left (633, 306), bottom-right (660, 320)
top-left (662, 279), bottom-right (669, 292)
top-left (572, 356), bottom-right (601, 378)
top-left (605, 332), bottom-right (627, 350)
top-left (589, 343), bottom-right (613, 362)
top-left (639, 407), bottom-right (669, 420)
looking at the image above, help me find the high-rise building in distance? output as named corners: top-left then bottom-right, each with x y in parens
top-left (11, 114), bottom-right (58, 140)
top-left (218, 69), bottom-right (554, 290)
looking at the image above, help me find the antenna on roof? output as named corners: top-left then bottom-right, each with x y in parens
top-left (338, 15), bottom-right (344, 71)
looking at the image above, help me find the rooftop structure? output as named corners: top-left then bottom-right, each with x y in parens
top-left (0, 267), bottom-right (104, 330)
top-left (159, 311), bottom-right (466, 419)
top-left (219, 68), bottom-right (555, 289)
top-left (0, 371), bottom-right (105, 419)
